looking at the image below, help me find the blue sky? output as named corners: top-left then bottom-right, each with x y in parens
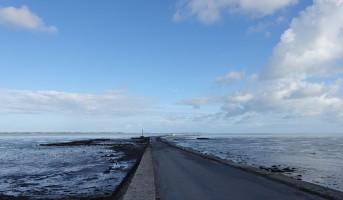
top-left (0, 0), bottom-right (342, 134)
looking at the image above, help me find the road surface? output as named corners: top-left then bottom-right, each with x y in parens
top-left (151, 138), bottom-right (326, 200)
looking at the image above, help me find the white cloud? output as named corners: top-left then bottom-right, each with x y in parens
top-left (176, 0), bottom-right (343, 132)
top-left (219, 0), bottom-right (343, 122)
top-left (222, 78), bottom-right (342, 118)
top-left (180, 75), bottom-right (343, 126)
top-left (0, 89), bottom-right (153, 116)
top-left (215, 70), bottom-right (244, 85)
top-left (230, 93), bottom-right (254, 103)
top-left (263, 0), bottom-right (343, 79)
top-left (250, 0), bottom-right (343, 121)
top-left (0, 5), bottom-right (58, 33)
top-left (246, 16), bottom-right (287, 37)
top-left (177, 77), bottom-right (341, 128)
top-left (177, 96), bottom-right (217, 108)
top-left (179, 76), bottom-right (343, 124)
top-left (173, 0), bottom-right (297, 24)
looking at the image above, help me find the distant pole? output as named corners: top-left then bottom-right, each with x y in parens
top-left (142, 129), bottom-right (143, 136)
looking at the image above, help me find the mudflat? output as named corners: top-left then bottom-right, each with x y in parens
top-left (0, 138), bottom-right (149, 199)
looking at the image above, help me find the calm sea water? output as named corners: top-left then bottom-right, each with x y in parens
top-left (164, 135), bottom-right (343, 192)
top-left (2, 133), bottom-right (342, 195)
top-left (0, 132), bottom-right (142, 198)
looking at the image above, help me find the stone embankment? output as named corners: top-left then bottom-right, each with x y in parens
top-left (122, 147), bottom-right (155, 200)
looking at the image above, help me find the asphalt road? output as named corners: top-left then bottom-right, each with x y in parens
top-left (151, 138), bottom-right (326, 200)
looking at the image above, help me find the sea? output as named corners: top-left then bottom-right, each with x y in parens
top-left (0, 132), bottom-right (143, 198)
top-left (1, 132), bottom-right (342, 198)
top-left (164, 134), bottom-right (343, 192)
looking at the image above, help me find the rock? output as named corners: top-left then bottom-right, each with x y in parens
top-left (260, 165), bottom-right (297, 173)
top-left (282, 167), bottom-right (295, 172)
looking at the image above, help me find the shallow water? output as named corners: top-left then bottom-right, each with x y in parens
top-left (0, 133), bottom-right (139, 199)
top-left (164, 136), bottom-right (343, 192)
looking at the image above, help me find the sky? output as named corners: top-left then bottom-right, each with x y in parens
top-left (0, 0), bottom-right (342, 134)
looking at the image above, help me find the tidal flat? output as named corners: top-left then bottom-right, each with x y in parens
top-left (0, 134), bottom-right (148, 199)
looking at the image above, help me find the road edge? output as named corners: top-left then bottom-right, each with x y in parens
top-left (159, 137), bottom-right (343, 200)
top-left (122, 146), bottom-right (156, 200)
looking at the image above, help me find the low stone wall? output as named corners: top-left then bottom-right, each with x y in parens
top-left (122, 147), bottom-right (155, 200)
top-left (111, 138), bottom-right (150, 200)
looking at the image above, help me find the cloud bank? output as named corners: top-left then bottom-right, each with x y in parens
top-left (0, 5), bottom-right (58, 33)
top-left (0, 89), bottom-right (153, 116)
top-left (179, 0), bottom-right (343, 128)
top-left (221, 78), bottom-right (342, 119)
top-left (173, 0), bottom-right (298, 24)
